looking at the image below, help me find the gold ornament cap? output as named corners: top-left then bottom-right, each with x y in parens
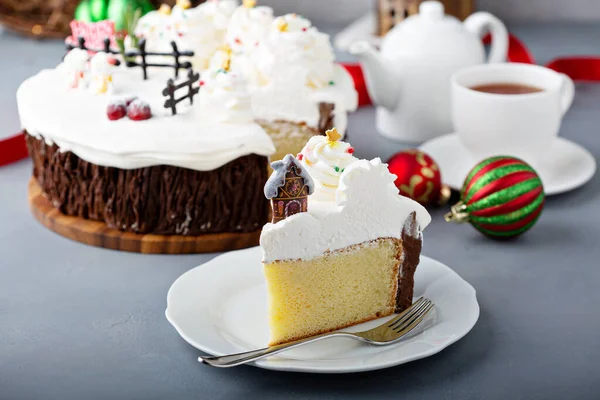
top-left (438, 184), bottom-right (451, 206)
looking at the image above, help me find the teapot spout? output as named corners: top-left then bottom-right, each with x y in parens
top-left (349, 41), bottom-right (400, 111)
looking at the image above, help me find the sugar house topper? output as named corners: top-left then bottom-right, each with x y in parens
top-left (265, 154), bottom-right (315, 223)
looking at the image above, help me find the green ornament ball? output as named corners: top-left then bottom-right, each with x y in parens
top-left (445, 156), bottom-right (545, 238)
top-left (90, 0), bottom-right (109, 21)
top-left (75, 0), bottom-right (154, 33)
top-left (74, 1), bottom-right (93, 22)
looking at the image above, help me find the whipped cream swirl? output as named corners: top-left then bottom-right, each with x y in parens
top-left (225, 4), bottom-right (273, 54)
top-left (299, 132), bottom-right (357, 201)
top-left (199, 68), bottom-right (253, 124)
top-left (134, 0), bottom-right (237, 71)
top-left (251, 13), bottom-right (336, 89)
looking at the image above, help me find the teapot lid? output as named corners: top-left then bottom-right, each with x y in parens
top-left (381, 1), bottom-right (482, 60)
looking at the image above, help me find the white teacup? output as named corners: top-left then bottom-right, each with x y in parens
top-left (451, 63), bottom-right (575, 168)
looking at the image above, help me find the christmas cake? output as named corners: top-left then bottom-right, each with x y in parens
top-left (19, 38), bottom-right (275, 236)
top-left (135, 0), bottom-right (358, 162)
top-left (260, 129), bottom-right (431, 345)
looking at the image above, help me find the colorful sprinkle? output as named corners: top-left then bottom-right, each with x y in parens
top-left (234, 37), bottom-right (242, 44)
top-left (334, 166), bottom-right (340, 172)
top-left (297, 153), bottom-right (304, 160)
top-left (328, 80), bottom-right (335, 86)
top-left (199, 80), bottom-right (205, 86)
top-left (347, 147), bottom-right (354, 154)
top-left (302, 27), bottom-right (307, 32)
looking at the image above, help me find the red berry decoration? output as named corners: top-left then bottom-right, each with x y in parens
top-left (445, 156), bottom-right (545, 238)
top-left (387, 149), bottom-right (448, 206)
top-left (106, 101), bottom-right (126, 121)
top-left (127, 99), bottom-right (152, 121)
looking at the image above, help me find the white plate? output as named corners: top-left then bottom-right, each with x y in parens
top-left (166, 247), bottom-right (479, 373)
top-left (420, 133), bottom-right (597, 195)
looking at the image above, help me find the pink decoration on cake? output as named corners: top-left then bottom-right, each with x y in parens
top-left (66, 20), bottom-right (118, 54)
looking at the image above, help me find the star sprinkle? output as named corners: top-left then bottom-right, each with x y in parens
top-left (325, 128), bottom-right (341, 142)
top-left (276, 19), bottom-right (288, 32)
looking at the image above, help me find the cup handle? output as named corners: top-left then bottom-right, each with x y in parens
top-left (463, 12), bottom-right (508, 64)
top-left (559, 73), bottom-right (575, 116)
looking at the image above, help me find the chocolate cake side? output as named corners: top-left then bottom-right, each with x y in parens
top-left (396, 211), bottom-right (423, 312)
top-left (26, 133), bottom-right (269, 235)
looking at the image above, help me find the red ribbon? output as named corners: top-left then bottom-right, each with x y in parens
top-left (546, 57), bottom-right (600, 81)
top-left (0, 132), bottom-right (27, 167)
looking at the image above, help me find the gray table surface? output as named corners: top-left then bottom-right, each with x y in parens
top-left (2, 23), bottom-right (600, 400)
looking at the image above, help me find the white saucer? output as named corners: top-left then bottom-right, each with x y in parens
top-left (420, 133), bottom-right (597, 195)
top-left (166, 247), bottom-right (479, 374)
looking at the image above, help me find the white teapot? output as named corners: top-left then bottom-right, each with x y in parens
top-left (350, 1), bottom-right (508, 142)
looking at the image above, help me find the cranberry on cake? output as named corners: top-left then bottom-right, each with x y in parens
top-left (19, 41), bottom-right (275, 236)
top-left (261, 129), bottom-right (431, 345)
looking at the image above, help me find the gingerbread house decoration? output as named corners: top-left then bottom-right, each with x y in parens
top-left (265, 154), bottom-right (315, 224)
top-left (377, 0), bottom-right (475, 36)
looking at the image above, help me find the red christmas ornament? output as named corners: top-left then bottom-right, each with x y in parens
top-left (387, 149), bottom-right (449, 206)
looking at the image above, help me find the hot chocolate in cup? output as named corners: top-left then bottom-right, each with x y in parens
top-left (451, 63), bottom-right (574, 168)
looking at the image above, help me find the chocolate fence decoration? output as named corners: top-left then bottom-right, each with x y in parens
top-left (66, 36), bottom-right (122, 66)
top-left (162, 68), bottom-right (201, 115)
top-left (125, 39), bottom-right (194, 80)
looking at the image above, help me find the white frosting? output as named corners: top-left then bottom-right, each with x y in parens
top-left (17, 64), bottom-right (275, 171)
top-left (225, 4), bottom-right (273, 54)
top-left (63, 49), bottom-right (88, 73)
top-left (248, 14), bottom-right (356, 133)
top-left (260, 158), bottom-right (431, 263)
top-left (63, 49), bottom-right (89, 89)
top-left (255, 14), bottom-right (335, 90)
top-left (132, 7), bottom-right (357, 133)
top-left (88, 52), bottom-right (116, 95)
top-left (198, 68), bottom-right (254, 124)
top-left (134, 0), bottom-right (238, 71)
top-left (300, 135), bottom-right (357, 201)
top-left (205, 13), bottom-right (357, 133)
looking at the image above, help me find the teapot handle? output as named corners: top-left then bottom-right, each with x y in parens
top-left (463, 12), bottom-right (508, 64)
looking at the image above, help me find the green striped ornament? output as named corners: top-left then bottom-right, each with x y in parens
top-left (445, 156), bottom-right (545, 238)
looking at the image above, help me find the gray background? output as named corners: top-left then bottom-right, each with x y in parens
top-left (263, 0), bottom-right (600, 26)
top-left (2, 4), bottom-right (600, 400)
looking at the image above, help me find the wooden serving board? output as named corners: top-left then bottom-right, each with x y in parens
top-left (28, 178), bottom-right (261, 254)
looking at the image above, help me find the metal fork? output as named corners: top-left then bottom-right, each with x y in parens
top-left (199, 297), bottom-right (435, 368)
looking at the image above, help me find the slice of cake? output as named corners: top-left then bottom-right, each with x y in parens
top-left (260, 129), bottom-right (431, 345)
